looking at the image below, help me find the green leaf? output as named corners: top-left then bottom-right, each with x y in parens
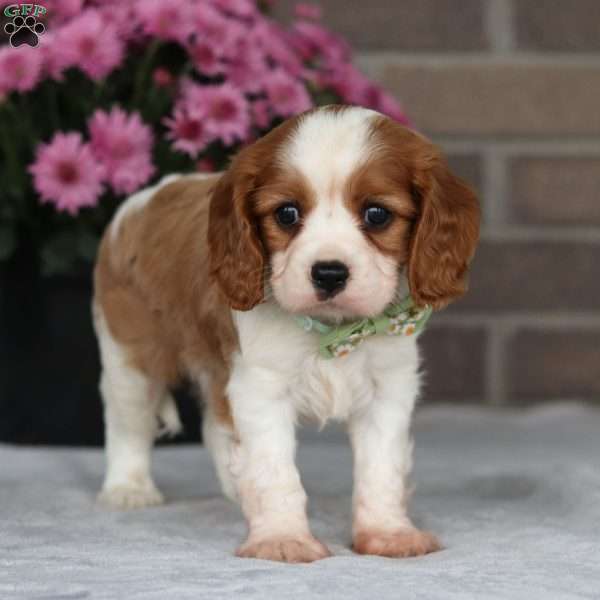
top-left (77, 229), bottom-right (100, 262)
top-left (40, 231), bottom-right (79, 276)
top-left (0, 224), bottom-right (17, 260)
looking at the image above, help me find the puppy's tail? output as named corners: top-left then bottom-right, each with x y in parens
top-left (157, 392), bottom-right (183, 439)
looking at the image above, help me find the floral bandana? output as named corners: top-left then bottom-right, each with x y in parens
top-left (295, 296), bottom-right (432, 359)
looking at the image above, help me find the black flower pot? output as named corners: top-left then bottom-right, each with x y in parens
top-left (0, 248), bottom-right (201, 446)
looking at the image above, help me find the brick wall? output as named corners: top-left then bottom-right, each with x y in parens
top-left (275, 1), bottom-right (600, 404)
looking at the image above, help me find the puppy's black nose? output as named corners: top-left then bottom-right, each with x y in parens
top-left (311, 261), bottom-right (349, 298)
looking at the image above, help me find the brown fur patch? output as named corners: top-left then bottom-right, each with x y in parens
top-left (369, 117), bottom-right (480, 308)
top-left (254, 168), bottom-right (316, 254)
top-left (94, 175), bottom-right (238, 428)
top-left (344, 158), bottom-right (417, 263)
top-left (207, 115), bottom-right (303, 310)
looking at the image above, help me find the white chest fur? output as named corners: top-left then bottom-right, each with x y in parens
top-left (232, 304), bottom-right (421, 425)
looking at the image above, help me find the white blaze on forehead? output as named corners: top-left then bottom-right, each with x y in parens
top-left (282, 107), bottom-right (379, 198)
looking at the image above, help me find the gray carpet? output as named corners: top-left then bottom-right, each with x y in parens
top-left (1, 404), bottom-right (599, 600)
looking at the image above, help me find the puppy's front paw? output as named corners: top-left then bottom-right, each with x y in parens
top-left (98, 483), bottom-right (164, 510)
top-left (236, 534), bottom-right (331, 563)
top-left (353, 528), bottom-right (441, 558)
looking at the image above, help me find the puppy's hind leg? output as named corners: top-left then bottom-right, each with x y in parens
top-left (198, 374), bottom-right (238, 503)
top-left (95, 308), bottom-right (165, 509)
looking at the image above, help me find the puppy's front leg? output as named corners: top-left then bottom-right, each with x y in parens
top-left (348, 367), bottom-right (441, 558)
top-left (228, 364), bottom-right (330, 563)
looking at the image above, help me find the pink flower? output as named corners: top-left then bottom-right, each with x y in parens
top-left (0, 45), bottom-right (43, 94)
top-left (188, 41), bottom-right (223, 77)
top-left (54, 10), bottom-right (124, 80)
top-left (38, 32), bottom-right (66, 81)
top-left (223, 38), bottom-right (269, 94)
top-left (43, 0), bottom-right (84, 22)
top-left (137, 0), bottom-right (191, 43)
top-left (96, 3), bottom-right (142, 43)
top-left (183, 82), bottom-right (250, 145)
top-left (88, 107), bottom-right (155, 195)
top-left (196, 158), bottom-right (216, 172)
top-left (291, 21), bottom-right (350, 64)
top-left (191, 3), bottom-right (245, 54)
top-left (163, 106), bottom-right (212, 157)
top-left (251, 99), bottom-right (273, 130)
top-left (152, 67), bottom-right (174, 87)
top-left (251, 20), bottom-right (303, 77)
top-left (320, 64), bottom-right (408, 123)
top-left (210, 0), bottom-right (258, 19)
top-left (29, 132), bottom-right (105, 215)
top-left (262, 69), bottom-right (313, 118)
top-left (294, 3), bottom-right (322, 20)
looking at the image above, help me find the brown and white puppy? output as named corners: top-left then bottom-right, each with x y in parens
top-left (93, 105), bottom-right (479, 563)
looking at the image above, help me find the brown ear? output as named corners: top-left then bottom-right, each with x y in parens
top-left (407, 147), bottom-right (480, 309)
top-left (208, 150), bottom-right (265, 311)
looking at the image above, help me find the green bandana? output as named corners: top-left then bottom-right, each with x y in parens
top-left (295, 295), bottom-right (432, 359)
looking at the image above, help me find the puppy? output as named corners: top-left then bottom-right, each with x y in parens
top-left (93, 105), bottom-right (479, 563)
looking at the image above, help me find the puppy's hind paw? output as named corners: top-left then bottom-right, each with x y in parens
top-left (98, 483), bottom-right (164, 510)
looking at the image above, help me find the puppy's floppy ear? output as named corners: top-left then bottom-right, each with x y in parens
top-left (407, 141), bottom-right (480, 309)
top-left (208, 148), bottom-right (265, 311)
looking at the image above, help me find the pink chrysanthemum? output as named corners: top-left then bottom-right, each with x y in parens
top-left (192, 3), bottom-right (245, 56)
top-left (163, 106), bottom-right (212, 158)
top-left (137, 0), bottom-right (191, 43)
top-left (262, 69), bottom-right (313, 118)
top-left (38, 32), bottom-right (67, 81)
top-left (320, 64), bottom-right (408, 123)
top-left (251, 20), bottom-right (304, 77)
top-left (96, 2), bottom-right (142, 43)
top-left (0, 45), bottom-right (43, 95)
top-left (291, 21), bottom-right (351, 64)
top-left (183, 83), bottom-right (250, 145)
top-left (54, 10), bottom-right (124, 80)
top-left (29, 132), bottom-right (105, 215)
top-left (251, 99), bottom-right (273, 130)
top-left (210, 0), bottom-right (258, 19)
top-left (223, 38), bottom-right (269, 94)
top-left (88, 107), bottom-right (155, 195)
top-left (188, 40), bottom-right (224, 77)
top-left (196, 158), bottom-right (216, 173)
top-left (43, 0), bottom-right (84, 22)
top-left (152, 67), bottom-right (174, 87)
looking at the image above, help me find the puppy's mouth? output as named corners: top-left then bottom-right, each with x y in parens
top-left (302, 293), bottom-right (377, 321)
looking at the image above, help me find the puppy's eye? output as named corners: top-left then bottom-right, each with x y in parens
top-left (274, 202), bottom-right (300, 227)
top-left (363, 204), bottom-right (391, 228)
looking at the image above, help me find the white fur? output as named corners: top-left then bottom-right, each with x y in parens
top-left (93, 304), bottom-right (168, 508)
top-left (272, 107), bottom-right (398, 320)
top-left (219, 108), bottom-right (422, 547)
top-left (227, 302), bottom-right (421, 542)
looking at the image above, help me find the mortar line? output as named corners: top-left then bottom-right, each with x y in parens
top-left (358, 52), bottom-right (600, 68)
top-left (433, 313), bottom-right (600, 328)
top-left (437, 138), bottom-right (600, 153)
top-left (486, 0), bottom-right (515, 53)
top-left (482, 147), bottom-right (508, 226)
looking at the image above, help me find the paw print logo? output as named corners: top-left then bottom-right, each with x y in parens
top-left (4, 15), bottom-right (45, 48)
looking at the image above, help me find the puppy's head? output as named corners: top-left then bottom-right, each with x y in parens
top-left (208, 105), bottom-right (480, 318)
